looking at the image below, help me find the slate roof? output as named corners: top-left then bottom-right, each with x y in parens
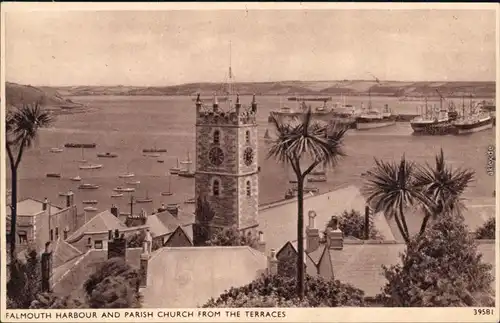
top-left (52, 248), bottom-right (143, 297)
top-left (66, 210), bottom-right (128, 242)
top-left (258, 184), bottom-right (395, 252)
top-left (141, 246), bottom-right (267, 308)
top-left (321, 240), bottom-right (496, 297)
top-left (153, 208), bottom-right (195, 241)
top-left (6, 198), bottom-right (62, 217)
top-left (51, 237), bottom-right (83, 268)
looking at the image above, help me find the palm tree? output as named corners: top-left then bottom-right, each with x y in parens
top-left (6, 103), bottom-right (53, 265)
top-left (362, 155), bottom-right (424, 244)
top-left (267, 109), bottom-right (347, 299)
top-left (413, 149), bottom-right (474, 236)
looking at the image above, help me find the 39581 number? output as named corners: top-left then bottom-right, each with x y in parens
top-left (474, 308), bottom-right (494, 315)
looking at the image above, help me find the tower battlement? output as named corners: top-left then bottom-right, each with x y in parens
top-left (195, 93), bottom-right (258, 126)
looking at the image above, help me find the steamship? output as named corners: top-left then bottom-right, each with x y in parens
top-left (355, 104), bottom-right (395, 130)
top-left (453, 99), bottom-right (493, 135)
top-left (410, 97), bottom-right (458, 135)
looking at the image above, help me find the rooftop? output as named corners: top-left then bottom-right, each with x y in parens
top-left (323, 240), bottom-right (496, 297)
top-left (66, 210), bottom-right (129, 242)
top-left (142, 246), bottom-right (267, 308)
top-left (258, 184), bottom-right (395, 251)
top-left (6, 198), bottom-right (62, 218)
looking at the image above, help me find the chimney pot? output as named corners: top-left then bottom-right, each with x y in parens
top-left (256, 231), bottom-right (266, 253)
top-left (267, 249), bottom-right (278, 275)
top-left (43, 198), bottom-right (48, 211)
top-left (308, 210), bottom-right (317, 229)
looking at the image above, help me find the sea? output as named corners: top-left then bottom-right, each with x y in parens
top-left (6, 95), bottom-right (496, 216)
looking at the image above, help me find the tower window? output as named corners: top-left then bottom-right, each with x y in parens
top-left (245, 130), bottom-right (250, 143)
top-left (50, 229), bottom-right (54, 241)
top-left (246, 180), bottom-right (251, 196)
top-left (213, 180), bottom-right (220, 196)
top-left (213, 130), bottom-right (220, 145)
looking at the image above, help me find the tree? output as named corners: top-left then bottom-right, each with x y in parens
top-left (324, 209), bottom-right (383, 240)
top-left (268, 109), bottom-right (347, 299)
top-left (193, 196), bottom-right (216, 246)
top-left (6, 103), bottom-right (53, 263)
top-left (475, 217), bottom-right (495, 240)
top-left (205, 226), bottom-right (258, 248)
top-left (202, 272), bottom-right (365, 308)
top-left (377, 212), bottom-right (494, 307)
top-left (413, 149), bottom-right (474, 235)
top-left (362, 155), bottom-right (422, 244)
top-left (83, 257), bottom-right (142, 308)
top-left (7, 247), bottom-right (42, 309)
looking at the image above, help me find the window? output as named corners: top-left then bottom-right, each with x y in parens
top-left (94, 240), bottom-right (103, 249)
top-left (63, 230), bottom-right (68, 240)
top-left (246, 180), bottom-right (251, 196)
top-left (18, 231), bottom-right (28, 244)
top-left (213, 180), bottom-right (220, 196)
top-left (55, 227), bottom-right (59, 240)
top-left (213, 130), bottom-right (220, 145)
top-left (50, 229), bottom-right (54, 241)
top-left (87, 237), bottom-right (92, 246)
top-left (245, 130), bottom-right (250, 143)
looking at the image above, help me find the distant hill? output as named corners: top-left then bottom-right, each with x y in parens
top-left (50, 80), bottom-right (496, 99)
top-left (6, 82), bottom-right (83, 110)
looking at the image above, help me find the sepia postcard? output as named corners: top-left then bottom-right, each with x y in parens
top-left (1, 2), bottom-right (499, 323)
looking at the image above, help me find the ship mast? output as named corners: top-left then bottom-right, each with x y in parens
top-left (228, 40), bottom-right (233, 99)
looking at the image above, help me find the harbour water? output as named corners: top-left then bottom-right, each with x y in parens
top-left (6, 95), bottom-right (495, 215)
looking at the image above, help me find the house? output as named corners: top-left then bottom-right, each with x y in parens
top-left (6, 192), bottom-right (79, 263)
top-left (65, 209), bottom-right (146, 253)
top-left (274, 211), bottom-right (497, 301)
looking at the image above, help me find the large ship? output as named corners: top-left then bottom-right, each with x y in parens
top-left (355, 104), bottom-right (395, 130)
top-left (478, 100), bottom-right (496, 125)
top-left (410, 94), bottom-right (458, 135)
top-left (453, 97), bottom-right (494, 135)
top-left (269, 99), bottom-right (336, 124)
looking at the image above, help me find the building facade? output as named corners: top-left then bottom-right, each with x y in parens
top-left (194, 94), bottom-right (259, 240)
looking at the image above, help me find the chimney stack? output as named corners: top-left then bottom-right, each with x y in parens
top-left (256, 231), bottom-right (266, 253)
top-left (306, 210), bottom-right (320, 253)
top-left (108, 230), bottom-right (127, 259)
top-left (41, 242), bottom-right (52, 292)
top-left (267, 249), bottom-right (278, 275)
top-left (139, 241), bottom-right (150, 288)
top-left (144, 229), bottom-right (152, 254)
top-left (65, 190), bottom-right (74, 208)
top-left (111, 204), bottom-right (119, 218)
top-left (326, 216), bottom-right (343, 250)
top-left (42, 198), bottom-right (48, 211)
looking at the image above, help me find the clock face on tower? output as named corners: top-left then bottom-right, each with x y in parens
top-left (209, 147), bottom-right (225, 166)
top-left (243, 147), bottom-right (254, 166)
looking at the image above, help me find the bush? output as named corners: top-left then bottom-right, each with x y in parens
top-left (324, 209), bottom-right (383, 240)
top-left (7, 247), bottom-right (42, 309)
top-left (202, 273), bottom-right (365, 308)
top-left (83, 257), bottom-right (142, 308)
top-left (475, 217), bottom-right (495, 240)
top-left (377, 212), bottom-right (494, 307)
top-left (30, 292), bottom-right (86, 309)
top-left (205, 226), bottom-right (258, 248)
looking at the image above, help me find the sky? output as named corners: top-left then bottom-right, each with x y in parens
top-left (4, 9), bottom-right (497, 86)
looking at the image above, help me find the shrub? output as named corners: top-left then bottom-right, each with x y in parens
top-left (202, 273), bottom-right (365, 308)
top-left (83, 257), bottom-right (142, 308)
top-left (30, 292), bottom-right (86, 309)
top-left (377, 212), bottom-right (494, 307)
top-left (7, 247), bottom-right (42, 309)
top-left (324, 209), bottom-right (383, 240)
top-left (475, 217), bottom-right (495, 240)
top-left (205, 226), bottom-right (258, 248)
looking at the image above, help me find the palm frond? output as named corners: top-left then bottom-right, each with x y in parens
top-left (267, 107), bottom-right (347, 175)
top-left (7, 103), bottom-right (53, 149)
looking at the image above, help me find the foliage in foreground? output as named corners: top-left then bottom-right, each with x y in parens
top-left (377, 212), bottom-right (494, 307)
top-left (7, 248), bottom-right (42, 309)
top-left (202, 273), bottom-right (365, 308)
top-left (475, 217), bottom-right (496, 240)
top-left (84, 257), bottom-right (142, 308)
top-left (324, 209), bottom-right (383, 240)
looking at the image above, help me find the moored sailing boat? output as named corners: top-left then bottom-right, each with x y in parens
top-left (169, 158), bottom-right (181, 174)
top-left (161, 174), bottom-right (174, 196)
top-left (178, 151), bottom-right (195, 178)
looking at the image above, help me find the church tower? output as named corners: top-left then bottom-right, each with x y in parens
top-left (194, 93), bottom-right (259, 237)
